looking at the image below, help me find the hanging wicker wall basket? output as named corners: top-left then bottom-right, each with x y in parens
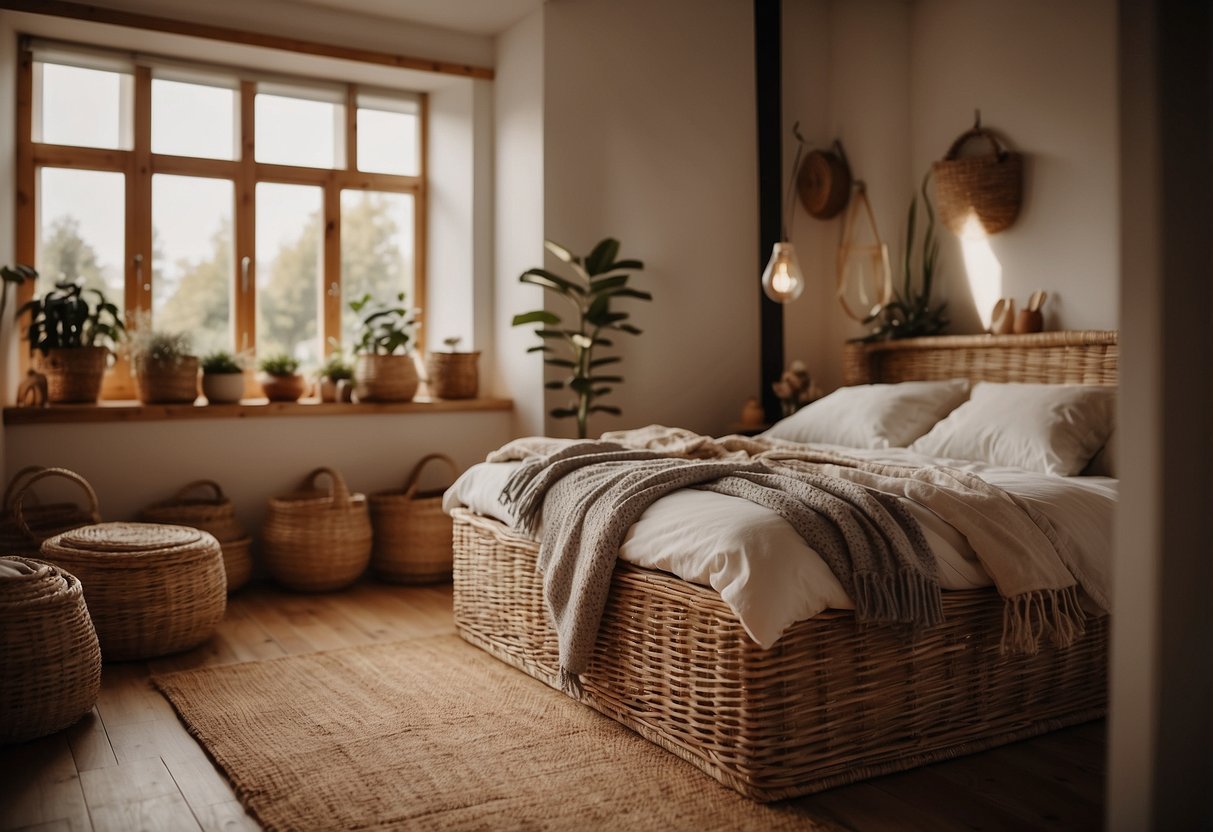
top-left (932, 118), bottom-right (1023, 235)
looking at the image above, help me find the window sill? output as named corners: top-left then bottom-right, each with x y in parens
top-left (3, 396), bottom-right (513, 425)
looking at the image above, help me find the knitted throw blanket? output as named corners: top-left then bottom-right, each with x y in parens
top-left (500, 442), bottom-right (943, 692)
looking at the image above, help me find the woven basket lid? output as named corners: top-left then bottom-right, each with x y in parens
top-left (52, 522), bottom-right (207, 553)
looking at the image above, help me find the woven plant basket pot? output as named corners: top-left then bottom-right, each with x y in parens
top-left (425, 352), bottom-right (480, 400)
top-left (34, 346), bottom-right (108, 404)
top-left (139, 480), bottom-right (252, 592)
top-left (135, 356), bottom-right (199, 404)
top-left (354, 354), bottom-right (418, 402)
top-left (39, 523), bottom-right (226, 661)
top-left (262, 467), bottom-right (372, 592)
top-left (369, 454), bottom-right (459, 584)
top-left (932, 125), bottom-right (1023, 235)
top-left (0, 467), bottom-right (101, 556)
top-left (0, 556), bottom-right (101, 744)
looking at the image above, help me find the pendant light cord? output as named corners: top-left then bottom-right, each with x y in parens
top-left (783, 122), bottom-right (807, 242)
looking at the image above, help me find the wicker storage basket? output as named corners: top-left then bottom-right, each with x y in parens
top-left (425, 352), bottom-right (480, 399)
top-left (39, 523), bottom-right (226, 661)
top-left (34, 347), bottom-right (108, 404)
top-left (354, 354), bottom-right (419, 402)
top-left (0, 556), bottom-right (101, 744)
top-left (370, 454), bottom-right (459, 584)
top-left (140, 480), bottom-right (252, 592)
top-left (0, 467), bottom-right (101, 556)
top-left (932, 124), bottom-right (1022, 235)
top-left (135, 357), bottom-right (200, 404)
top-left (262, 467), bottom-right (372, 592)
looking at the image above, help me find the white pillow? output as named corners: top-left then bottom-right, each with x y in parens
top-left (909, 382), bottom-right (1115, 476)
top-left (1082, 429), bottom-right (1117, 478)
top-left (762, 380), bottom-right (970, 449)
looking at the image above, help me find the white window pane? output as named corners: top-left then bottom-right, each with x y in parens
top-left (257, 183), bottom-right (323, 365)
top-left (357, 108), bottom-right (418, 176)
top-left (255, 93), bottom-right (341, 168)
top-left (341, 191), bottom-right (415, 349)
top-left (37, 168), bottom-right (125, 316)
top-left (152, 79), bottom-right (237, 160)
top-left (36, 63), bottom-right (131, 149)
top-left (152, 175), bottom-right (234, 356)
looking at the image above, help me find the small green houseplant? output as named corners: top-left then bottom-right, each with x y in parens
top-left (19, 280), bottom-right (125, 403)
top-left (861, 173), bottom-right (948, 341)
top-left (425, 335), bottom-right (480, 400)
top-left (257, 353), bottom-right (306, 402)
top-left (350, 292), bottom-right (419, 402)
top-left (128, 321), bottom-right (198, 404)
top-left (200, 350), bottom-right (245, 404)
top-left (318, 346), bottom-right (354, 403)
top-left (512, 238), bottom-right (649, 438)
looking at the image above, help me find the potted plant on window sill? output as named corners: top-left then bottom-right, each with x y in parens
top-left (258, 354), bottom-right (306, 402)
top-left (350, 292), bottom-right (419, 403)
top-left (425, 336), bottom-right (480, 400)
top-left (318, 348), bottom-right (354, 403)
top-left (201, 351), bottom-right (246, 404)
top-left (19, 280), bottom-right (125, 404)
top-left (129, 322), bottom-right (199, 404)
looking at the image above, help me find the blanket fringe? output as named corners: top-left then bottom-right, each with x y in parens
top-left (853, 570), bottom-right (943, 628)
top-left (558, 666), bottom-right (584, 698)
top-left (1001, 585), bottom-right (1086, 655)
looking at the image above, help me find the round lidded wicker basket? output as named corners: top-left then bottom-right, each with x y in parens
top-left (369, 454), bottom-right (460, 584)
top-left (425, 352), bottom-right (480, 400)
top-left (0, 467), bottom-right (101, 556)
top-left (932, 124), bottom-right (1023, 236)
top-left (262, 467), bottom-right (372, 592)
top-left (0, 556), bottom-right (101, 744)
top-left (38, 522), bottom-right (226, 661)
top-left (139, 480), bottom-right (252, 592)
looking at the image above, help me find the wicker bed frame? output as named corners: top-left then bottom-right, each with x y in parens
top-left (453, 330), bottom-right (1117, 801)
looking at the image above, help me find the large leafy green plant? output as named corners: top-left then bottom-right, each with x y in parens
top-left (19, 280), bottom-right (124, 355)
top-left (513, 238), bottom-right (649, 438)
top-left (350, 292), bottom-right (416, 355)
top-left (862, 173), bottom-right (948, 341)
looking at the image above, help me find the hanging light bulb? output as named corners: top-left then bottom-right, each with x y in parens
top-left (761, 241), bottom-right (805, 303)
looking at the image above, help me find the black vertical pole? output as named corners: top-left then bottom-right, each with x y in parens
top-left (754, 0), bottom-right (784, 423)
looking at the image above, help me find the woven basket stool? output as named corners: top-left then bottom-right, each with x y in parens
top-left (0, 467), bottom-right (100, 556)
top-left (370, 454), bottom-right (459, 584)
top-left (40, 523), bottom-right (226, 661)
top-left (0, 556), bottom-right (101, 744)
top-left (139, 480), bottom-right (253, 592)
top-left (262, 467), bottom-right (371, 592)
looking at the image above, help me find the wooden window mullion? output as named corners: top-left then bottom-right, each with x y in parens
top-left (414, 92), bottom-right (428, 356)
top-left (322, 179), bottom-right (342, 355)
top-left (235, 80), bottom-right (257, 359)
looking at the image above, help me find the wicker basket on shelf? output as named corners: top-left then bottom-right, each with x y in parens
top-left (262, 467), bottom-right (372, 592)
top-left (0, 556), bottom-right (102, 744)
top-left (369, 454), bottom-right (460, 584)
top-left (139, 480), bottom-right (252, 592)
top-left (0, 467), bottom-right (101, 556)
top-left (38, 523), bottom-right (226, 661)
top-left (425, 352), bottom-right (480, 400)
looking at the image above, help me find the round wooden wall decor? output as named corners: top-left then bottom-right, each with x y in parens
top-left (796, 144), bottom-right (852, 219)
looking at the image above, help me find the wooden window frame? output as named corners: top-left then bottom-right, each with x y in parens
top-left (15, 38), bottom-right (428, 400)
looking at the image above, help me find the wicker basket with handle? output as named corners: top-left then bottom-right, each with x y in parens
top-left (0, 467), bottom-right (101, 556)
top-left (370, 454), bottom-right (460, 584)
top-left (932, 122), bottom-right (1022, 235)
top-left (139, 479), bottom-right (252, 592)
top-left (0, 556), bottom-right (102, 744)
top-left (262, 467), bottom-right (372, 592)
top-left (37, 522), bottom-right (226, 661)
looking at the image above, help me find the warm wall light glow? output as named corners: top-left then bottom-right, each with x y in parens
top-left (762, 242), bottom-right (805, 303)
top-left (958, 212), bottom-right (1003, 329)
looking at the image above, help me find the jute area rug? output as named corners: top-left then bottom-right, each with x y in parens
top-left (154, 635), bottom-right (837, 831)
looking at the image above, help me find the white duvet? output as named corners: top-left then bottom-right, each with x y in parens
top-left (443, 444), bottom-right (1115, 649)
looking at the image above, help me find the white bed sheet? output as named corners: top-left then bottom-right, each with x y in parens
top-left (443, 444), bottom-right (1115, 649)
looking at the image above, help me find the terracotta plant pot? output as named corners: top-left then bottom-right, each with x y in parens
top-left (259, 373), bottom-right (306, 403)
top-left (135, 357), bottom-right (199, 404)
top-left (34, 347), bottom-right (108, 404)
top-left (202, 373), bottom-right (245, 404)
top-left (354, 354), bottom-right (418, 403)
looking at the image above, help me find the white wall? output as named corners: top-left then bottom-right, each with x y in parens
top-left (783, 0), bottom-right (1118, 392)
top-left (492, 9), bottom-right (546, 437)
top-left (541, 0), bottom-right (759, 437)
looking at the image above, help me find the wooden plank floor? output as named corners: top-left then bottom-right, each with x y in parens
top-left (0, 581), bottom-right (1105, 831)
